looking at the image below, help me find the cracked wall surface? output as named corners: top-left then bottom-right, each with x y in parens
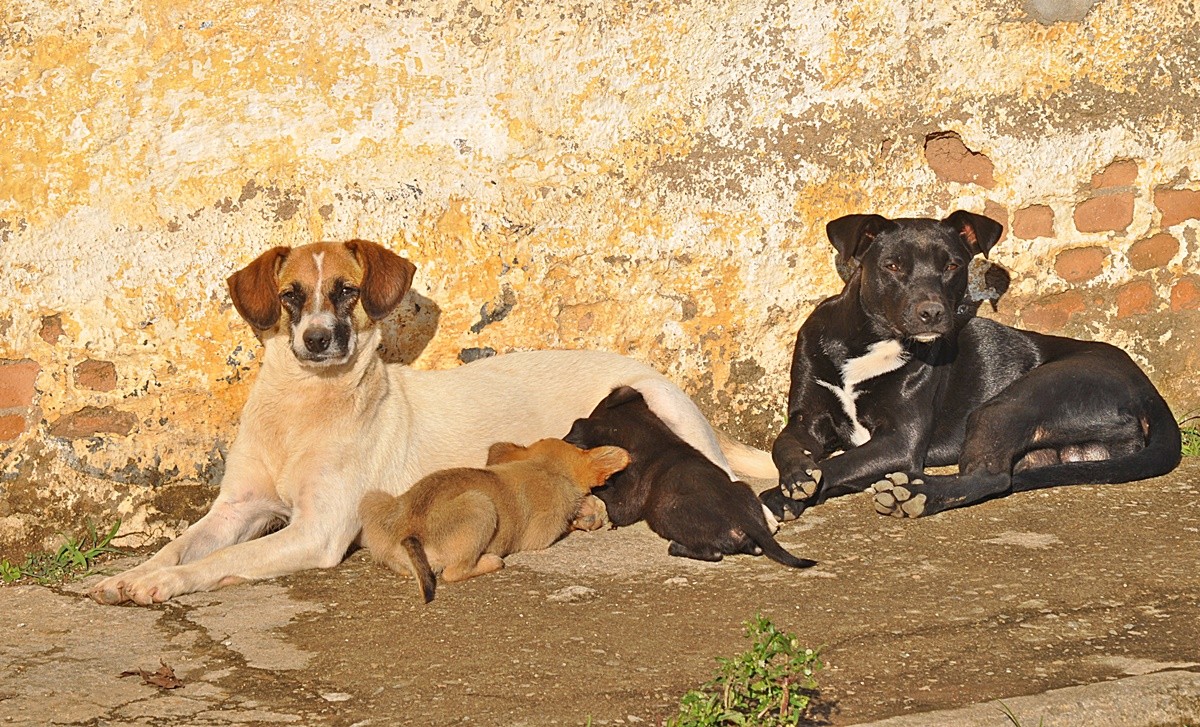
top-left (2, 0), bottom-right (1198, 554)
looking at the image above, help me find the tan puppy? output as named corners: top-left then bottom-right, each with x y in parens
top-left (89, 240), bottom-right (776, 605)
top-left (359, 438), bottom-right (629, 602)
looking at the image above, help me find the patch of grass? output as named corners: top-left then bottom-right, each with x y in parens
top-left (666, 614), bottom-right (822, 726)
top-left (0, 520), bottom-right (123, 585)
top-left (1179, 413), bottom-right (1200, 458)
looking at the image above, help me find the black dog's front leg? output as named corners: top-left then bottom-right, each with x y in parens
top-left (810, 431), bottom-right (924, 503)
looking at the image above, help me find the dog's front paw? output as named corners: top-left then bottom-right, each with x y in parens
top-left (781, 467), bottom-right (822, 502)
top-left (760, 487), bottom-right (809, 522)
top-left (92, 568), bottom-right (188, 606)
top-left (571, 495), bottom-right (609, 532)
top-left (871, 473), bottom-right (927, 518)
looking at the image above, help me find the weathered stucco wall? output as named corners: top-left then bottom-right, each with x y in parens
top-left (2, 0), bottom-right (1198, 554)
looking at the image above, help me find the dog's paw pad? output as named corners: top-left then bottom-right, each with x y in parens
top-left (784, 469), bottom-right (821, 501)
top-left (871, 473), bottom-right (927, 518)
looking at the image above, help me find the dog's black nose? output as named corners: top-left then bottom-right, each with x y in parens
top-left (303, 327), bottom-right (333, 353)
top-left (916, 301), bottom-right (945, 326)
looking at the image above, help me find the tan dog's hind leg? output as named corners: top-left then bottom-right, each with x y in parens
top-left (571, 494), bottom-right (608, 531)
top-left (425, 492), bottom-right (499, 585)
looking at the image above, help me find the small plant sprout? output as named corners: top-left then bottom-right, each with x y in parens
top-left (0, 520), bottom-right (124, 585)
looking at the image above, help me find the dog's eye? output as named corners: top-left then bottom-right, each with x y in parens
top-left (945, 262), bottom-right (961, 272)
top-left (333, 283), bottom-right (359, 302)
top-left (883, 261), bottom-right (902, 272)
top-left (279, 289), bottom-right (304, 306)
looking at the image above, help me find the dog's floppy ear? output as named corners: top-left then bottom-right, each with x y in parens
top-left (826, 214), bottom-right (894, 261)
top-left (227, 246), bottom-right (291, 330)
top-left (486, 441), bottom-right (527, 465)
top-left (344, 240), bottom-right (416, 321)
top-left (584, 446), bottom-right (630, 487)
top-left (942, 210), bottom-right (1003, 258)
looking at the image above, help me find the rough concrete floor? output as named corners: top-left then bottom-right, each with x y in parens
top-left (3, 461), bottom-right (1199, 726)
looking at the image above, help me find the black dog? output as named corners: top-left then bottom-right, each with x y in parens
top-left (761, 210), bottom-right (1181, 520)
top-left (565, 387), bottom-right (815, 568)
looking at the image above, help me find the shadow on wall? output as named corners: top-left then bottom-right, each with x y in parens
top-left (377, 291), bottom-right (440, 366)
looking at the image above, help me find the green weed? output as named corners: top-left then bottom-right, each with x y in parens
top-left (666, 614), bottom-right (822, 726)
top-left (1179, 413), bottom-right (1200, 458)
top-left (0, 520), bottom-right (123, 585)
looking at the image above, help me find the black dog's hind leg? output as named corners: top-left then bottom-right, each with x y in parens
top-left (667, 541), bottom-right (724, 562)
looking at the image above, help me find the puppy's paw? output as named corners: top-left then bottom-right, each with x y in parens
top-left (571, 495), bottom-right (609, 532)
top-left (781, 468), bottom-right (822, 502)
top-left (871, 473), bottom-right (927, 518)
top-left (760, 487), bottom-right (809, 523)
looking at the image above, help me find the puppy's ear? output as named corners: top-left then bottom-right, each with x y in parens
top-left (584, 446), bottom-right (630, 487)
top-left (227, 246), bottom-right (290, 330)
top-left (486, 441), bottom-right (527, 465)
top-left (344, 240), bottom-right (416, 321)
top-left (942, 210), bottom-right (1003, 258)
top-left (602, 386), bottom-right (643, 408)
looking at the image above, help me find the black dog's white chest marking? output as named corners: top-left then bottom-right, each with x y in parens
top-left (816, 339), bottom-right (908, 445)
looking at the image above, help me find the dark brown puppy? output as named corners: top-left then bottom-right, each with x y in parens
top-left (565, 387), bottom-right (816, 568)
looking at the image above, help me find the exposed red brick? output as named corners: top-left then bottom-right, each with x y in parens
top-left (0, 359), bottom-right (40, 409)
top-left (1155, 187), bottom-right (1200, 227)
top-left (1115, 279), bottom-right (1156, 317)
top-left (0, 414), bottom-right (26, 442)
top-left (75, 360), bottom-right (117, 392)
top-left (39, 315), bottom-right (64, 345)
top-left (1090, 160), bottom-right (1138, 189)
top-left (48, 406), bottom-right (137, 438)
top-left (1021, 290), bottom-right (1086, 331)
top-left (1171, 276), bottom-right (1200, 311)
top-left (982, 200), bottom-right (1009, 242)
top-left (1073, 192), bottom-right (1134, 233)
top-left (924, 131), bottom-right (995, 188)
top-left (1128, 233), bottom-right (1179, 271)
top-left (1012, 205), bottom-right (1054, 239)
top-left (1054, 246), bottom-right (1108, 283)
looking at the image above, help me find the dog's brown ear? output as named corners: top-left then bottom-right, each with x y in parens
top-left (942, 210), bottom-right (1003, 258)
top-left (344, 240), bottom-right (416, 321)
top-left (227, 246), bottom-right (291, 330)
top-left (585, 446), bottom-right (630, 486)
top-left (486, 441), bottom-right (527, 465)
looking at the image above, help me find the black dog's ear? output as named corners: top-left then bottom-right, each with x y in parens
top-left (227, 246), bottom-right (291, 330)
top-left (344, 240), bottom-right (417, 321)
top-left (602, 386), bottom-right (644, 409)
top-left (942, 210), bottom-right (1003, 258)
top-left (826, 214), bottom-right (894, 261)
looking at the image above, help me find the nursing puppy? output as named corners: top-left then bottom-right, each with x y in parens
top-left (359, 438), bottom-right (628, 602)
top-left (565, 387), bottom-right (816, 568)
top-left (90, 240), bottom-right (774, 605)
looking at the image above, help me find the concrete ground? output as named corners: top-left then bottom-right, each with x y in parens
top-left (2, 460), bottom-right (1199, 726)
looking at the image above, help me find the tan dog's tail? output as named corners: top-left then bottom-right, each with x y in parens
top-left (360, 491), bottom-right (438, 603)
top-left (401, 536), bottom-right (437, 603)
top-left (717, 430), bottom-right (778, 480)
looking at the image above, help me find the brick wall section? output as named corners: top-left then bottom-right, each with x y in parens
top-left (1012, 205), bottom-right (1054, 239)
top-left (924, 131), bottom-right (995, 188)
top-left (74, 360), bottom-right (117, 392)
top-left (1054, 246), bottom-right (1107, 283)
top-left (1129, 233), bottom-right (1180, 270)
top-left (0, 359), bottom-right (39, 442)
top-left (1155, 188), bottom-right (1200, 227)
top-left (48, 406), bottom-right (137, 439)
top-left (1073, 192), bottom-right (1135, 233)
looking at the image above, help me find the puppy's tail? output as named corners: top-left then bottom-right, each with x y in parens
top-left (744, 509), bottom-right (816, 570)
top-left (359, 491), bottom-right (438, 603)
top-left (401, 536), bottom-right (437, 604)
top-left (717, 429), bottom-right (779, 481)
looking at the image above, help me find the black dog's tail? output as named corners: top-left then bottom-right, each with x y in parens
top-left (745, 511), bottom-right (816, 569)
top-left (401, 536), bottom-right (437, 603)
top-left (1012, 395), bottom-right (1182, 491)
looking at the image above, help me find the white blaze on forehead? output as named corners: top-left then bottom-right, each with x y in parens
top-left (816, 339), bottom-right (908, 446)
top-left (312, 251), bottom-right (326, 310)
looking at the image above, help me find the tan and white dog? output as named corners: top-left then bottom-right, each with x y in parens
top-left (89, 240), bottom-right (776, 605)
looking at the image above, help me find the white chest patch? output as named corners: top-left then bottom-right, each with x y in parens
top-left (815, 339), bottom-right (908, 446)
